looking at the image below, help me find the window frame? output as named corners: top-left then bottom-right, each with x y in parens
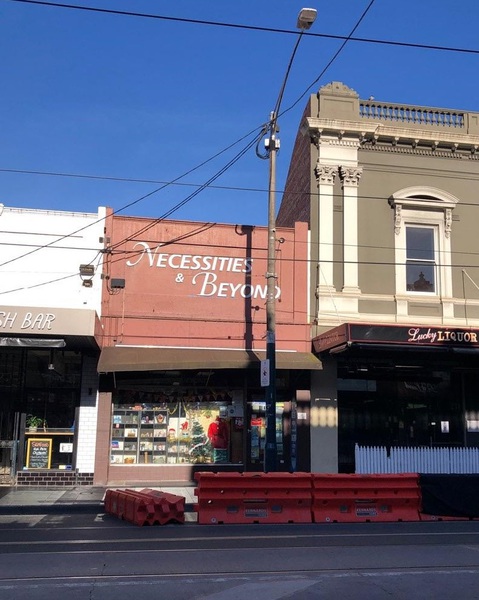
top-left (405, 224), bottom-right (437, 294)
top-left (389, 187), bottom-right (458, 299)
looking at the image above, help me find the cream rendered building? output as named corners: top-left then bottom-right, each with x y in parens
top-left (278, 82), bottom-right (479, 473)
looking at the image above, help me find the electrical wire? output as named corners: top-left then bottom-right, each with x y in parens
top-left (277, 0), bottom-right (377, 121)
top-left (0, 131), bottom-right (263, 293)
top-left (106, 132), bottom-right (262, 252)
top-left (4, 0), bottom-right (479, 57)
top-left (2, 0), bottom-right (477, 294)
top-left (1, 0), bottom-right (377, 273)
top-left (2, 163), bottom-right (479, 208)
top-left (0, 127), bottom-right (263, 269)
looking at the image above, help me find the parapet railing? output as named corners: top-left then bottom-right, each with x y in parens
top-left (359, 101), bottom-right (465, 129)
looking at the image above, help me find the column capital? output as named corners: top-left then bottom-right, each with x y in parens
top-left (315, 163), bottom-right (338, 185)
top-left (339, 166), bottom-right (363, 187)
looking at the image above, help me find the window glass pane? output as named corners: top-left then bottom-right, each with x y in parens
top-left (406, 227), bottom-right (434, 260)
top-left (405, 226), bottom-right (436, 293)
top-left (406, 263), bottom-right (435, 292)
top-left (111, 399), bottom-right (234, 465)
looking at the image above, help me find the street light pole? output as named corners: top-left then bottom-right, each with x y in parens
top-left (261, 8), bottom-right (317, 473)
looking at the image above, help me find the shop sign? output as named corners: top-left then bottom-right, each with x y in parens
top-left (315, 323), bottom-right (479, 352)
top-left (260, 359), bottom-right (269, 387)
top-left (125, 243), bottom-right (282, 300)
top-left (0, 310), bottom-right (55, 331)
top-left (349, 324), bottom-right (479, 347)
top-left (26, 438), bottom-right (52, 469)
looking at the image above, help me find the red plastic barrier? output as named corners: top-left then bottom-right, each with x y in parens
top-left (139, 489), bottom-right (185, 525)
top-left (312, 474), bottom-right (421, 523)
top-left (104, 488), bottom-right (121, 516)
top-left (122, 489), bottom-right (156, 526)
top-left (103, 488), bottom-right (185, 526)
top-left (194, 472), bottom-right (312, 525)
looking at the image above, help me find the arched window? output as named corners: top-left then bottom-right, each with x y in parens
top-left (389, 187), bottom-right (459, 298)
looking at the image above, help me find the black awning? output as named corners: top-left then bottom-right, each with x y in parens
top-left (98, 347), bottom-right (322, 373)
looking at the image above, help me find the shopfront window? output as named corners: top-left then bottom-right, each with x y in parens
top-left (111, 394), bottom-right (236, 465)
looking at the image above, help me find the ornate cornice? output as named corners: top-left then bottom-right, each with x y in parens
top-left (305, 117), bottom-right (479, 155)
top-left (361, 141), bottom-right (475, 159)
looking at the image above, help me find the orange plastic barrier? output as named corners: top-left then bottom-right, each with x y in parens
top-left (194, 472), bottom-right (312, 524)
top-left (103, 488), bottom-right (185, 526)
top-left (312, 474), bottom-right (421, 523)
top-left (103, 488), bottom-right (120, 515)
top-left (139, 489), bottom-right (185, 525)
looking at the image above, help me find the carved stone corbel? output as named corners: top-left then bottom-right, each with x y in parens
top-left (394, 204), bottom-right (402, 235)
top-left (445, 208), bottom-right (452, 238)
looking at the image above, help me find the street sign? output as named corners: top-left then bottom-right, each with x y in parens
top-left (260, 359), bottom-right (269, 387)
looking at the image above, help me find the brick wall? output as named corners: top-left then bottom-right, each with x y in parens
top-left (16, 470), bottom-right (94, 487)
top-left (277, 100), bottom-right (313, 228)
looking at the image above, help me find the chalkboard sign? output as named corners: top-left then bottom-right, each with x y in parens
top-left (26, 438), bottom-right (52, 469)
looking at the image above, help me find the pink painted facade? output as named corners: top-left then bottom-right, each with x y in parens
top-left (94, 214), bottom-right (318, 485)
top-left (101, 215), bottom-right (310, 352)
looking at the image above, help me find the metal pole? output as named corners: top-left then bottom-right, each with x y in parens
top-left (260, 9), bottom-right (317, 473)
top-left (264, 112), bottom-right (278, 472)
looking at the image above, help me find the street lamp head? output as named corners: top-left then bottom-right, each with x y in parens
top-left (297, 7), bottom-right (317, 30)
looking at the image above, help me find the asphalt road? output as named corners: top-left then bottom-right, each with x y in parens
top-left (1, 511), bottom-right (479, 599)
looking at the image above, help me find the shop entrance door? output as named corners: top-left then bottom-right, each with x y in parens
top-left (246, 400), bottom-right (286, 471)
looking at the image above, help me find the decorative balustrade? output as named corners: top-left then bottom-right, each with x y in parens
top-left (359, 101), bottom-right (465, 128)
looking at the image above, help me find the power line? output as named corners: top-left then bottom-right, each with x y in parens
top-left (2, 0), bottom-right (478, 291)
top-left (2, 0), bottom-right (372, 287)
top-left (0, 128), bottom-right (263, 269)
top-left (0, 131), bottom-right (263, 290)
top-left (4, 254), bottom-right (479, 298)
top-left (106, 132), bottom-right (261, 252)
top-left (4, 171), bottom-right (479, 208)
top-left (5, 0), bottom-right (479, 57)
top-left (279, 0), bottom-right (377, 121)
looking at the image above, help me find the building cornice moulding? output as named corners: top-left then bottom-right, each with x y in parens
top-left (304, 117), bottom-right (479, 154)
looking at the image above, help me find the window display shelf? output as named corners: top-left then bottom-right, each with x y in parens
top-left (111, 408), bottom-right (192, 465)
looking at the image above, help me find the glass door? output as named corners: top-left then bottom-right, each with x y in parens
top-left (246, 399), bottom-right (285, 471)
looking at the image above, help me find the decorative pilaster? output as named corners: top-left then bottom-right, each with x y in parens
top-left (314, 163), bottom-right (338, 292)
top-left (339, 166), bottom-right (362, 294)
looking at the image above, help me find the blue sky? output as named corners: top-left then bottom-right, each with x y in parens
top-left (1, 0), bottom-right (478, 226)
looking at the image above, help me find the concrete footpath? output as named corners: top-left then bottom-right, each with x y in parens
top-left (0, 485), bottom-right (197, 517)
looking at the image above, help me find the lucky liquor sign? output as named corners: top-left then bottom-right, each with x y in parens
top-left (314, 323), bottom-right (479, 353)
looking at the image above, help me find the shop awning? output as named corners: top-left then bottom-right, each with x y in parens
top-left (313, 323), bottom-right (479, 354)
top-left (98, 346), bottom-right (322, 373)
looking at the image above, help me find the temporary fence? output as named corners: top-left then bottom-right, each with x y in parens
top-left (194, 472), bottom-right (312, 524)
top-left (355, 444), bottom-right (479, 474)
top-left (311, 473), bottom-right (421, 523)
top-left (105, 471), bottom-right (479, 526)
